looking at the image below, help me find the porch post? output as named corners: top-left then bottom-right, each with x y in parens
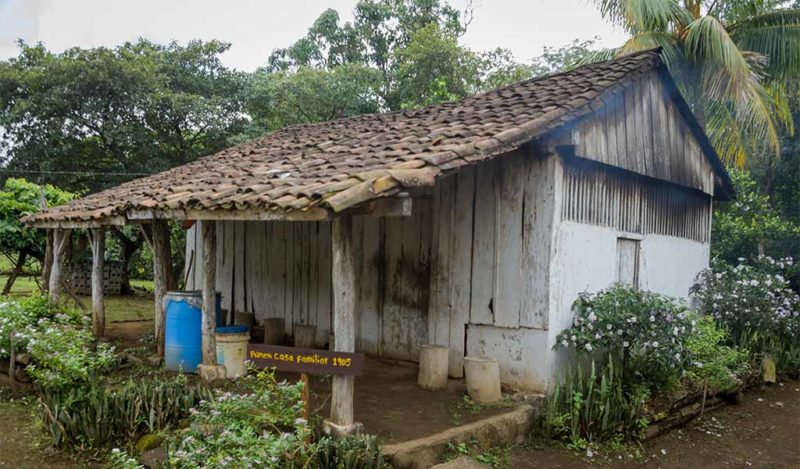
top-left (199, 220), bottom-right (221, 376)
top-left (151, 220), bottom-right (169, 357)
top-left (89, 227), bottom-right (105, 337)
top-left (48, 228), bottom-right (69, 303)
top-left (330, 214), bottom-right (357, 428)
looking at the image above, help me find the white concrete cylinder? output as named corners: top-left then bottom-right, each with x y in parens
top-left (464, 356), bottom-right (502, 404)
top-left (294, 325), bottom-right (317, 349)
top-left (418, 344), bottom-right (449, 391)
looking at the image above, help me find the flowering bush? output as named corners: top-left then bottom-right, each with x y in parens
top-left (0, 295), bottom-right (84, 358)
top-left (555, 285), bottom-right (697, 390)
top-left (684, 316), bottom-right (750, 392)
top-left (692, 256), bottom-right (800, 373)
top-left (0, 295), bottom-right (116, 388)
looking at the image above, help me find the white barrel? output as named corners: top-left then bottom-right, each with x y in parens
top-left (215, 325), bottom-right (251, 379)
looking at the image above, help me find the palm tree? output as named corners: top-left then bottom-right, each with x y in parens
top-left (590, 0), bottom-right (800, 167)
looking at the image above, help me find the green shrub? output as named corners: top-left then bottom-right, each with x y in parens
top-left (692, 256), bottom-right (800, 374)
top-left (685, 316), bottom-right (750, 392)
top-left (38, 374), bottom-right (210, 450)
top-left (165, 367), bottom-right (387, 468)
top-left (555, 285), bottom-right (696, 391)
top-left (539, 358), bottom-right (649, 445)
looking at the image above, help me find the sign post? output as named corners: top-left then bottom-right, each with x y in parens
top-left (247, 343), bottom-right (365, 428)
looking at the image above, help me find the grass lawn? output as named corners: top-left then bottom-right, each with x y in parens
top-left (1, 274), bottom-right (154, 323)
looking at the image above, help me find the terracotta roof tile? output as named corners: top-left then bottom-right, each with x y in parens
top-left (26, 49), bottom-right (663, 224)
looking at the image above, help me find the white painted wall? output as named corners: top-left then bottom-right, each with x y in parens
top-left (544, 220), bottom-right (710, 388)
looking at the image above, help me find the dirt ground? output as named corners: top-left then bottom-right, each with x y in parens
top-left (305, 358), bottom-right (515, 444)
top-left (511, 380), bottom-right (800, 469)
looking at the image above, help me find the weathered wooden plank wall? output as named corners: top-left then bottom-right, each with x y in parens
top-left (185, 202), bottom-right (433, 359)
top-left (567, 74), bottom-right (715, 195)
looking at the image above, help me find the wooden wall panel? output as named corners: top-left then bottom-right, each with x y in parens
top-left (566, 72), bottom-right (716, 196)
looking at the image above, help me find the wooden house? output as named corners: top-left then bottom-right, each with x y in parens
top-left (25, 49), bottom-right (733, 429)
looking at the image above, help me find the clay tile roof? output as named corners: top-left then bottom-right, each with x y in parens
top-left (25, 49), bottom-right (670, 224)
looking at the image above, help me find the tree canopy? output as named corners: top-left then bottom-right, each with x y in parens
top-left (0, 39), bottom-right (247, 193)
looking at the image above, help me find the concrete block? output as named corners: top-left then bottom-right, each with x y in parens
top-left (322, 419), bottom-right (364, 437)
top-left (197, 364), bottom-right (226, 382)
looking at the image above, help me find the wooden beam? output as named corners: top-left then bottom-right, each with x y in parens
top-left (349, 197), bottom-right (413, 218)
top-left (151, 220), bottom-right (169, 357)
top-left (126, 207), bottom-right (332, 222)
top-left (330, 214), bottom-right (357, 427)
top-left (48, 228), bottom-right (70, 303)
top-left (33, 216), bottom-right (127, 229)
top-left (89, 227), bottom-right (105, 337)
top-left (200, 220), bottom-right (218, 365)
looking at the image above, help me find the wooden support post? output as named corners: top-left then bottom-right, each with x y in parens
top-left (330, 215), bottom-right (357, 429)
top-left (41, 229), bottom-right (54, 292)
top-left (200, 220), bottom-right (218, 366)
top-left (151, 220), bottom-right (169, 357)
top-left (89, 227), bottom-right (106, 338)
top-left (48, 228), bottom-right (70, 303)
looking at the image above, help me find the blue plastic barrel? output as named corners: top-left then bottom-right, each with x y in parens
top-left (164, 290), bottom-right (203, 373)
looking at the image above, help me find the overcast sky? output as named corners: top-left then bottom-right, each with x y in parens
top-left (0, 0), bottom-right (628, 71)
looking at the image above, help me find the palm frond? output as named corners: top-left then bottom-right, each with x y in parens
top-left (729, 9), bottom-right (800, 84)
top-left (701, 63), bottom-right (782, 166)
top-left (618, 31), bottom-right (684, 67)
top-left (593, 0), bottom-right (691, 33)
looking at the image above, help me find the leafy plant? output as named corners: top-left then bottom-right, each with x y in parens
top-left (443, 439), bottom-right (510, 468)
top-left (685, 316), bottom-right (750, 392)
top-left (315, 435), bottom-right (388, 469)
top-left (0, 294), bottom-right (84, 359)
top-left (538, 358), bottom-right (649, 445)
top-left (38, 374), bottom-right (210, 450)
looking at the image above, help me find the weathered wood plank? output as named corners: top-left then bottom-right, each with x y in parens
top-left (151, 221), bottom-right (169, 356)
top-left (470, 161), bottom-right (497, 326)
top-left (357, 217), bottom-right (381, 355)
top-left (494, 151), bottom-right (525, 328)
top-left (90, 227), bottom-right (105, 338)
top-left (521, 154), bottom-right (554, 329)
top-left (331, 215), bottom-right (357, 427)
top-left (201, 220), bottom-right (218, 365)
top-left (447, 169), bottom-right (475, 377)
top-left (429, 177), bottom-right (454, 349)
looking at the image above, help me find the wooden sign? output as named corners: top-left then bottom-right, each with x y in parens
top-left (246, 344), bottom-right (365, 376)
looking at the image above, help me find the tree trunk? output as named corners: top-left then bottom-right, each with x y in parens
top-left (110, 227), bottom-right (144, 295)
top-left (2, 251), bottom-right (28, 296)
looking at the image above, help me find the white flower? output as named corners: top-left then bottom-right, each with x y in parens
top-left (623, 341), bottom-right (630, 348)
top-left (652, 341), bottom-right (659, 348)
top-left (561, 339), bottom-right (569, 347)
top-left (584, 343), bottom-right (593, 352)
